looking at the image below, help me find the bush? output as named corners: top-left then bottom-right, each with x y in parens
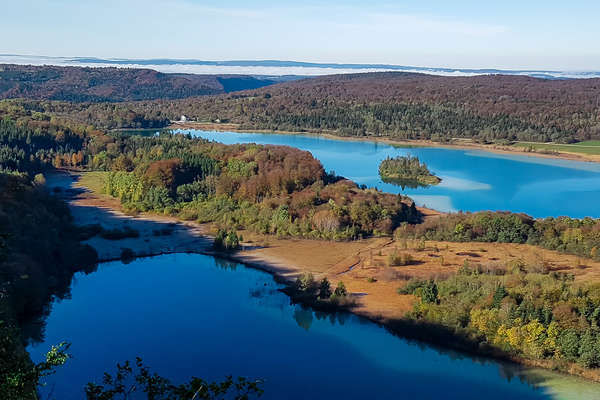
top-left (294, 273), bottom-right (318, 296)
top-left (213, 229), bottom-right (241, 251)
top-left (388, 251), bottom-right (413, 266)
top-left (334, 281), bottom-right (347, 297)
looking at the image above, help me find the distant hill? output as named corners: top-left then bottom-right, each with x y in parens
top-left (133, 71), bottom-right (600, 143)
top-left (0, 64), bottom-right (276, 102)
top-left (4, 54), bottom-right (598, 79)
top-left (3, 70), bottom-right (600, 142)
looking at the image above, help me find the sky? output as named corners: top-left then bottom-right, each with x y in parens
top-left (2, 0), bottom-right (600, 70)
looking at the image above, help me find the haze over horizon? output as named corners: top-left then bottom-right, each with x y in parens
top-left (2, 0), bottom-right (600, 71)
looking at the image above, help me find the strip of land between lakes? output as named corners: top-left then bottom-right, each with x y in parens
top-left (48, 171), bottom-right (600, 382)
top-left (170, 122), bottom-right (600, 164)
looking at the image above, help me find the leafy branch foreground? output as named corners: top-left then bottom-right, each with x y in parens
top-left (2, 336), bottom-right (263, 400)
top-left (85, 358), bottom-right (263, 400)
top-left (0, 340), bottom-right (71, 400)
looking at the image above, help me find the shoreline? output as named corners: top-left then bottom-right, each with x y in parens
top-left (50, 171), bottom-right (600, 384)
top-left (170, 122), bottom-right (600, 164)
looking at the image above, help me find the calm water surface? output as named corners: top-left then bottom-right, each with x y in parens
top-left (182, 130), bottom-right (600, 218)
top-left (29, 254), bottom-right (600, 399)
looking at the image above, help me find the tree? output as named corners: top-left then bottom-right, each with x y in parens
top-left (417, 280), bottom-right (438, 304)
top-left (492, 285), bottom-right (508, 308)
top-left (295, 273), bottom-right (318, 297)
top-left (318, 278), bottom-right (332, 299)
top-left (558, 329), bottom-right (580, 362)
top-left (578, 329), bottom-right (599, 368)
top-left (213, 229), bottom-right (240, 251)
top-left (334, 281), bottom-right (347, 297)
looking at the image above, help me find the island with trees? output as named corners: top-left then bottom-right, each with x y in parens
top-left (379, 155), bottom-right (441, 188)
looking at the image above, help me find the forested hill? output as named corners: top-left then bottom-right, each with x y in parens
top-left (3, 69), bottom-right (600, 142)
top-left (151, 72), bottom-right (600, 143)
top-left (0, 64), bottom-right (276, 102)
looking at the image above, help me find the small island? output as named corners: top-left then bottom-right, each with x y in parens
top-left (379, 155), bottom-right (441, 189)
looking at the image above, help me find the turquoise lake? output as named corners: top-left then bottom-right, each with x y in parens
top-left (182, 130), bottom-right (600, 218)
top-left (28, 254), bottom-right (600, 399)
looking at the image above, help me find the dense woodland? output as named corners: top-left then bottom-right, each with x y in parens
top-left (0, 64), bottom-right (275, 102)
top-left (101, 134), bottom-right (421, 239)
top-left (108, 72), bottom-right (599, 143)
top-left (398, 212), bottom-right (600, 261)
top-left (399, 262), bottom-right (600, 370)
top-left (3, 69), bottom-right (600, 144)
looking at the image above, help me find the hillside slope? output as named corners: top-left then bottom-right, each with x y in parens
top-left (0, 64), bottom-right (275, 102)
top-left (145, 72), bottom-right (600, 143)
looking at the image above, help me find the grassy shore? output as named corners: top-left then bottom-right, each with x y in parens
top-left (513, 141), bottom-right (600, 156)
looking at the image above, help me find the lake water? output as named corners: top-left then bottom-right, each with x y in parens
top-left (181, 130), bottom-right (600, 218)
top-left (28, 254), bottom-right (600, 399)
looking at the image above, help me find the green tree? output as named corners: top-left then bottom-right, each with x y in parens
top-left (418, 280), bottom-right (439, 304)
top-left (492, 285), bottom-right (508, 308)
top-left (334, 281), bottom-right (347, 297)
top-left (578, 329), bottom-right (599, 368)
top-left (558, 329), bottom-right (580, 362)
top-left (318, 278), bottom-right (332, 299)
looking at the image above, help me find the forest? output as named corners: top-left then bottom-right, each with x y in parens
top-left (399, 256), bottom-right (600, 371)
top-left (100, 134), bottom-right (421, 240)
top-left (3, 69), bottom-right (600, 144)
top-left (0, 64), bottom-right (275, 102)
top-left (396, 211), bottom-right (600, 261)
top-left (65, 71), bottom-right (600, 143)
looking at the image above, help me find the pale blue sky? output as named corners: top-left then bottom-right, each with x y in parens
top-left (2, 0), bottom-right (599, 70)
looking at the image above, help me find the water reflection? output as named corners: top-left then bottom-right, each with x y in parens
top-left (28, 254), bottom-right (600, 399)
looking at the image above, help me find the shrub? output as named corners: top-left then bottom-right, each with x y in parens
top-left (334, 281), bottom-right (347, 297)
top-left (388, 251), bottom-right (413, 266)
top-left (318, 277), bottom-right (332, 299)
top-left (213, 229), bottom-right (241, 251)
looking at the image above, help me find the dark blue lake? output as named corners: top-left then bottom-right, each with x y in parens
top-left (182, 130), bottom-right (600, 218)
top-left (29, 254), bottom-right (600, 399)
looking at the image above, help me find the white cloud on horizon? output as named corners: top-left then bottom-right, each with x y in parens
top-left (1, 55), bottom-right (599, 79)
top-left (2, 1), bottom-right (600, 70)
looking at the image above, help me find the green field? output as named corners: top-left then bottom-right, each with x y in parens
top-left (78, 171), bottom-right (108, 194)
top-left (513, 140), bottom-right (600, 155)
